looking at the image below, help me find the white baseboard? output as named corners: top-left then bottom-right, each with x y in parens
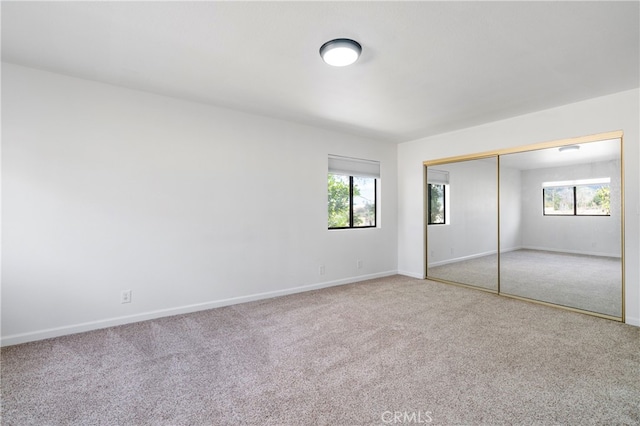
top-left (500, 246), bottom-right (524, 253)
top-left (397, 270), bottom-right (425, 279)
top-left (625, 316), bottom-right (640, 327)
top-left (427, 249), bottom-right (498, 268)
top-left (521, 246), bottom-right (622, 258)
top-left (1, 270), bottom-right (398, 347)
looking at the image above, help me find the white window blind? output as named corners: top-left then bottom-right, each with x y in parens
top-left (328, 155), bottom-right (380, 178)
top-left (427, 169), bottom-right (449, 184)
top-left (542, 177), bottom-right (610, 188)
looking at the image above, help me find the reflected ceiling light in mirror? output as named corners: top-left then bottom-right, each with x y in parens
top-left (558, 145), bottom-right (580, 153)
top-left (320, 39), bottom-right (362, 67)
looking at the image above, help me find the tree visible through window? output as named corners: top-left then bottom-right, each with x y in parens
top-left (428, 183), bottom-right (446, 224)
top-left (543, 178), bottom-right (611, 216)
top-left (328, 174), bottom-right (376, 229)
top-left (328, 155), bottom-right (379, 229)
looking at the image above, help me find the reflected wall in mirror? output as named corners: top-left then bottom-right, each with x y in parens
top-left (499, 138), bottom-right (622, 318)
top-left (426, 157), bottom-right (499, 292)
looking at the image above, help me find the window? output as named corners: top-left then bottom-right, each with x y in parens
top-left (542, 178), bottom-right (611, 216)
top-left (328, 155), bottom-right (379, 229)
top-left (427, 169), bottom-right (449, 225)
top-left (428, 184), bottom-right (446, 224)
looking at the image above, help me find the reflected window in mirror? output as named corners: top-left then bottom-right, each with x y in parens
top-left (428, 183), bottom-right (447, 225)
top-left (542, 178), bottom-right (611, 216)
top-left (427, 168), bottom-right (450, 225)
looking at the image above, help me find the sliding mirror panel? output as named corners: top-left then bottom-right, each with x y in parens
top-left (499, 138), bottom-right (622, 319)
top-left (426, 157), bottom-right (499, 292)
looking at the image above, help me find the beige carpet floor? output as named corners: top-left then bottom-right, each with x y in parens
top-left (2, 275), bottom-right (639, 425)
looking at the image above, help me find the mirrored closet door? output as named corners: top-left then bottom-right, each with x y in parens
top-left (426, 156), bottom-right (499, 292)
top-left (499, 138), bottom-right (622, 318)
top-left (425, 132), bottom-right (624, 321)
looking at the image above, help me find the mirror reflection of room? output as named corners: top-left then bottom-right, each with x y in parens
top-left (425, 136), bottom-right (623, 320)
top-left (426, 157), bottom-right (499, 292)
top-left (499, 138), bottom-right (622, 318)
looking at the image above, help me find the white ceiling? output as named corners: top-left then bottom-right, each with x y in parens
top-left (2, 1), bottom-right (639, 144)
top-left (499, 138), bottom-right (621, 170)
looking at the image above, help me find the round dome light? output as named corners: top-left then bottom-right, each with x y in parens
top-left (319, 39), bottom-right (362, 67)
top-left (558, 145), bottom-right (580, 153)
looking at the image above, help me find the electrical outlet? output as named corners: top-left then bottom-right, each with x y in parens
top-left (319, 265), bottom-right (326, 276)
top-left (357, 259), bottom-right (363, 269)
top-left (121, 290), bottom-right (132, 304)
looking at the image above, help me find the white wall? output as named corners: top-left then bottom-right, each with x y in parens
top-left (427, 158), bottom-right (498, 266)
top-left (1, 63), bottom-right (398, 345)
top-left (398, 89), bottom-right (640, 326)
top-left (499, 165), bottom-right (523, 252)
top-left (521, 160), bottom-right (621, 257)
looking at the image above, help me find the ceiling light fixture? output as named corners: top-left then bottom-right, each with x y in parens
top-left (320, 38), bottom-right (362, 67)
top-left (558, 145), bottom-right (580, 153)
